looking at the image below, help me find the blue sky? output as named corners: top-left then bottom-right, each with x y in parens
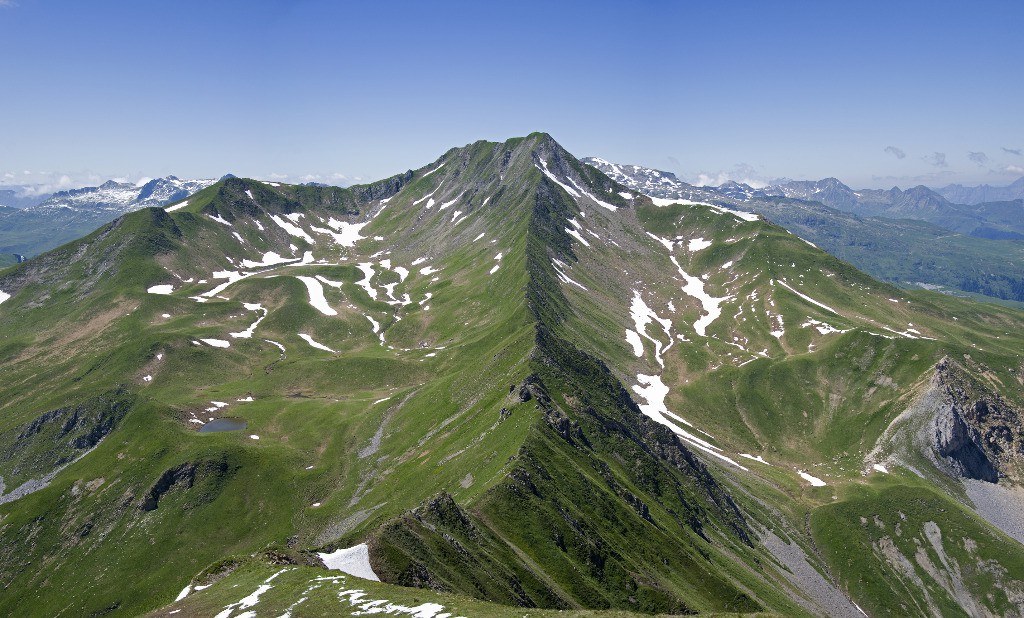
top-left (1, 0), bottom-right (1022, 192)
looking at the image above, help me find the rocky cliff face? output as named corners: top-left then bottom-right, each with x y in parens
top-left (931, 357), bottom-right (1024, 483)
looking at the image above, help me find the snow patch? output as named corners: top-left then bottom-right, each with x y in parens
top-left (147, 284), bottom-right (174, 295)
top-left (296, 276), bottom-right (337, 316)
top-left (164, 200), bottom-right (188, 212)
top-left (801, 319), bottom-right (850, 335)
top-left (552, 259), bottom-right (587, 290)
top-left (356, 263), bottom-right (377, 299)
top-left (413, 183), bottom-right (443, 206)
top-left (200, 339), bottom-right (230, 348)
top-left (319, 544), bottom-right (380, 581)
top-left (566, 228), bottom-right (591, 247)
top-left (536, 159), bottom-right (580, 197)
top-left (437, 191), bottom-right (463, 210)
top-left (298, 333), bottom-right (335, 353)
top-left (421, 162), bottom-right (445, 178)
top-left (318, 218), bottom-right (369, 247)
top-left (688, 237), bottom-right (712, 252)
top-left (798, 470), bottom-right (827, 486)
top-left (625, 329), bottom-right (644, 356)
top-left (631, 374), bottom-right (748, 471)
top-left (241, 251), bottom-right (299, 269)
top-left (316, 275), bottom-right (344, 289)
top-left (778, 280), bottom-right (839, 315)
top-left (670, 256), bottom-right (731, 336)
top-left (230, 303), bottom-right (268, 338)
top-left (629, 290), bottom-right (673, 367)
top-left (646, 232), bottom-right (675, 252)
top-left (270, 214), bottom-right (314, 243)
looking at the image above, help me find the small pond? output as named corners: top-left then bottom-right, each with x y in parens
top-left (198, 417), bottom-right (248, 433)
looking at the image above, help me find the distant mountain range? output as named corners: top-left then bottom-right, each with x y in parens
top-left (585, 157), bottom-right (1024, 303)
top-left (0, 175), bottom-right (216, 258)
top-left (758, 178), bottom-right (1024, 241)
top-left (31, 176), bottom-right (216, 215)
top-left (937, 176), bottom-right (1024, 205)
top-left (589, 159), bottom-right (1024, 242)
top-left (0, 188), bottom-right (47, 210)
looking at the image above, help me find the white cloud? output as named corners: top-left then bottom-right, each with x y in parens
top-left (257, 171), bottom-right (357, 186)
top-left (1007, 165), bottom-right (1024, 175)
top-left (691, 163), bottom-right (768, 188)
top-left (1, 170), bottom-right (116, 196)
top-left (967, 151), bottom-right (988, 165)
top-left (870, 170), bottom-right (957, 185)
top-left (884, 146), bottom-right (906, 159)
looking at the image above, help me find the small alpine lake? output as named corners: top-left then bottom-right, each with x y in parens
top-left (198, 417), bottom-right (247, 433)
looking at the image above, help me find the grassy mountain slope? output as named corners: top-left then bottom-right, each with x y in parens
top-left (2, 134), bottom-right (1024, 617)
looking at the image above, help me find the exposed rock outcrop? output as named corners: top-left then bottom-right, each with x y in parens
top-left (931, 357), bottom-right (1024, 483)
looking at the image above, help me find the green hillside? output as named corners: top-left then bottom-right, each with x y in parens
top-left (2, 134), bottom-right (1024, 617)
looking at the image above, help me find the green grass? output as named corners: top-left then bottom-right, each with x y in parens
top-left (150, 559), bottom-right (786, 618)
top-left (3, 133), bottom-right (1024, 617)
top-left (812, 478), bottom-right (1024, 618)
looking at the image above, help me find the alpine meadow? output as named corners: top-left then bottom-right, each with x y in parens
top-left (4, 133), bottom-right (1024, 617)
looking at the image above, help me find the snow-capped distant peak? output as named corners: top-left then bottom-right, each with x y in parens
top-left (29, 175), bottom-right (217, 215)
